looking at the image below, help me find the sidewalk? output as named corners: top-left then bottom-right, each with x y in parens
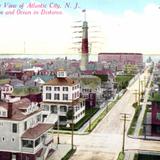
top-left (47, 144), bottom-right (71, 160)
top-left (134, 73), bottom-right (153, 137)
top-left (125, 73), bottom-right (153, 160)
top-left (128, 134), bottom-right (160, 141)
top-left (78, 101), bottom-right (109, 132)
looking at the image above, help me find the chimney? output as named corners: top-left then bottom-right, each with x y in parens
top-left (8, 102), bottom-right (13, 118)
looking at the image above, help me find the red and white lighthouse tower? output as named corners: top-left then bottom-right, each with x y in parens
top-left (80, 10), bottom-right (89, 71)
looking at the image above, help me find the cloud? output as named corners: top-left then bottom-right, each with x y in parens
top-left (86, 3), bottom-right (160, 54)
top-left (0, 3), bottom-right (160, 56)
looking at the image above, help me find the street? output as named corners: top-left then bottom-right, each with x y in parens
top-left (55, 69), bottom-right (159, 160)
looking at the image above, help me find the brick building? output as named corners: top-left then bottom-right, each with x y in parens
top-left (98, 53), bottom-right (143, 70)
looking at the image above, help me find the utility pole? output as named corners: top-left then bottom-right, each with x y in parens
top-left (138, 73), bottom-right (141, 106)
top-left (120, 113), bottom-right (130, 154)
top-left (141, 80), bottom-right (144, 94)
top-left (71, 107), bottom-right (74, 150)
top-left (89, 107), bottom-right (92, 132)
top-left (144, 76), bottom-right (147, 87)
top-left (133, 89), bottom-right (138, 103)
top-left (57, 108), bottom-right (60, 145)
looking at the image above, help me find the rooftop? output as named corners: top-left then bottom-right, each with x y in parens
top-left (21, 123), bottom-right (53, 139)
top-left (44, 77), bottom-right (78, 86)
top-left (98, 52), bottom-right (142, 55)
top-left (0, 98), bottom-right (41, 121)
top-left (0, 79), bottom-right (10, 85)
top-left (12, 87), bottom-right (41, 97)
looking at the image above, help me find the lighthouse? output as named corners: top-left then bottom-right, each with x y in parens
top-left (80, 10), bottom-right (89, 71)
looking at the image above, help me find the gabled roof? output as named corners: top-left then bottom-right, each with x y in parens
top-left (21, 123), bottom-right (53, 139)
top-left (0, 98), bottom-right (41, 121)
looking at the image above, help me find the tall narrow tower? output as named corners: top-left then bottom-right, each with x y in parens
top-left (80, 10), bottom-right (89, 71)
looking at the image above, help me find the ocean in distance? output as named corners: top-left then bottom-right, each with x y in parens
top-left (0, 53), bottom-right (159, 62)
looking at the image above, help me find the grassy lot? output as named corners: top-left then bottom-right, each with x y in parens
top-left (139, 105), bottom-right (151, 136)
top-left (55, 108), bottom-right (99, 131)
top-left (117, 152), bottom-right (125, 160)
top-left (128, 103), bottom-right (142, 135)
top-left (61, 148), bottom-right (76, 160)
top-left (116, 75), bottom-right (134, 90)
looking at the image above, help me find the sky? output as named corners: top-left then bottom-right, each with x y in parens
top-left (0, 0), bottom-right (160, 57)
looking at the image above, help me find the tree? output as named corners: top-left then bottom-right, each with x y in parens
top-left (67, 108), bottom-right (74, 120)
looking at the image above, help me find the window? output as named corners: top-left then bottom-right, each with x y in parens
top-left (2, 137), bottom-right (5, 141)
top-left (11, 138), bottom-right (15, 142)
top-left (2, 111), bottom-right (6, 116)
top-left (46, 86), bottom-right (51, 91)
top-left (63, 87), bottom-right (68, 91)
top-left (46, 93), bottom-right (51, 100)
top-left (35, 138), bottom-right (40, 147)
top-left (22, 140), bottom-right (33, 148)
top-left (72, 94), bottom-right (74, 99)
top-left (63, 94), bottom-right (68, 100)
top-left (54, 87), bottom-right (60, 91)
top-left (51, 105), bottom-right (57, 113)
top-left (43, 105), bottom-right (49, 111)
top-left (54, 94), bottom-right (60, 100)
top-left (60, 106), bottom-right (67, 112)
top-left (37, 115), bottom-right (41, 122)
top-left (24, 121), bottom-right (27, 130)
top-left (12, 123), bottom-right (17, 133)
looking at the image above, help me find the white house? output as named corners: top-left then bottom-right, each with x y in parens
top-left (0, 84), bottom-right (13, 100)
top-left (0, 98), bottom-right (54, 160)
top-left (41, 69), bottom-right (85, 125)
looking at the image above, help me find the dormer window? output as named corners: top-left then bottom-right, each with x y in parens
top-left (2, 111), bottom-right (6, 117)
top-left (0, 107), bottom-right (7, 118)
top-left (57, 69), bottom-right (67, 78)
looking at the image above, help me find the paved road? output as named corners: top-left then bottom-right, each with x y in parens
top-left (56, 69), bottom-right (156, 160)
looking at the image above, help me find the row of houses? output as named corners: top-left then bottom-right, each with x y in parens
top-left (0, 69), bottom-right (87, 160)
top-left (144, 62), bottom-right (160, 137)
